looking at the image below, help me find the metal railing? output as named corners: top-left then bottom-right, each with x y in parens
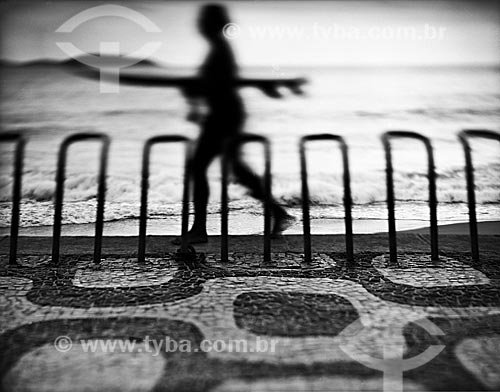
top-left (0, 132), bottom-right (25, 265)
top-left (300, 134), bottom-right (353, 263)
top-left (1, 129), bottom-right (498, 264)
top-left (138, 135), bottom-right (191, 263)
top-left (221, 134), bottom-right (272, 262)
top-left (52, 133), bottom-right (110, 264)
top-left (382, 131), bottom-right (438, 263)
top-left (458, 129), bottom-right (500, 262)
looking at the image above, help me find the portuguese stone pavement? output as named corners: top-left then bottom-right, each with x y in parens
top-left (0, 234), bottom-right (499, 391)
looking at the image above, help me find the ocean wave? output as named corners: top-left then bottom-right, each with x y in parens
top-left (102, 108), bottom-right (176, 116)
top-left (355, 107), bottom-right (500, 120)
top-left (2, 199), bottom-right (499, 229)
top-left (1, 163), bottom-right (498, 206)
top-left (408, 107), bottom-right (500, 117)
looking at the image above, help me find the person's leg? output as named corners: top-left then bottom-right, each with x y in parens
top-left (230, 149), bottom-right (294, 235)
top-left (184, 135), bottom-right (220, 243)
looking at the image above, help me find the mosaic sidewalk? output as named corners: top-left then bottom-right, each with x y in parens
top-left (1, 234), bottom-right (499, 391)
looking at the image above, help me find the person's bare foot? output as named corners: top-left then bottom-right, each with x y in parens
top-left (272, 212), bottom-right (295, 237)
top-left (171, 229), bottom-right (208, 245)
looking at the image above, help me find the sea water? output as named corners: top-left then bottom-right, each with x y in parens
top-left (1, 64), bottom-right (499, 235)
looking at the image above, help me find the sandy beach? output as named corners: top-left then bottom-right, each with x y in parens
top-left (401, 220), bottom-right (500, 235)
top-left (2, 217), bottom-right (498, 237)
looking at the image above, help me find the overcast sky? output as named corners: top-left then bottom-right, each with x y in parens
top-left (1, 1), bottom-right (499, 66)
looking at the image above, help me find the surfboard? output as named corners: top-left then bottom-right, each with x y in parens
top-left (73, 66), bottom-right (307, 98)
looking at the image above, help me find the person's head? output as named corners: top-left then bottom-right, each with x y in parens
top-left (198, 4), bottom-right (230, 40)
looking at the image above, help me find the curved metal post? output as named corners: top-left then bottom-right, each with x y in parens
top-left (0, 133), bottom-right (25, 265)
top-left (52, 133), bottom-right (110, 264)
top-left (299, 134), bottom-right (353, 263)
top-left (138, 135), bottom-right (191, 263)
top-left (458, 129), bottom-right (500, 262)
top-left (382, 131), bottom-right (438, 263)
top-left (221, 134), bottom-right (272, 262)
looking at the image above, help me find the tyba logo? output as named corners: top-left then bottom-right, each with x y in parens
top-left (55, 4), bottom-right (162, 93)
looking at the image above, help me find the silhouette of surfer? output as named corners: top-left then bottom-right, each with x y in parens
top-left (179, 4), bottom-right (300, 243)
top-left (80, 3), bottom-right (306, 243)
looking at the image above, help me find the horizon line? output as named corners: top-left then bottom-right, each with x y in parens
top-left (1, 56), bottom-right (499, 69)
